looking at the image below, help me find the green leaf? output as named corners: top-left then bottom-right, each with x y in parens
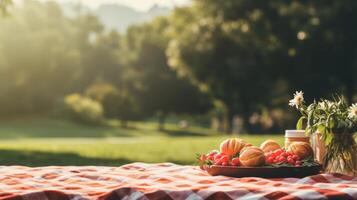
top-left (296, 116), bottom-right (306, 130)
top-left (317, 124), bottom-right (326, 134)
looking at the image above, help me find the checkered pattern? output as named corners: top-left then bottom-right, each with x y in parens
top-left (0, 163), bottom-right (356, 200)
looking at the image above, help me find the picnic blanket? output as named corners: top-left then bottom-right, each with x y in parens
top-left (0, 163), bottom-right (356, 200)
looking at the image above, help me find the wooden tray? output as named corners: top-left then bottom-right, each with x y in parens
top-left (204, 164), bottom-right (322, 178)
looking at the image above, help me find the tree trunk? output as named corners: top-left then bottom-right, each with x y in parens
top-left (121, 120), bottom-right (128, 128)
top-left (226, 108), bottom-right (234, 134)
top-left (158, 113), bottom-right (166, 131)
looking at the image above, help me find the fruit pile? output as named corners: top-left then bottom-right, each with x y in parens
top-left (200, 150), bottom-right (241, 167)
top-left (198, 138), bottom-right (315, 168)
top-left (265, 149), bottom-right (302, 167)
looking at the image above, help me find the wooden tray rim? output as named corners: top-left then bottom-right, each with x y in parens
top-left (205, 164), bottom-right (322, 169)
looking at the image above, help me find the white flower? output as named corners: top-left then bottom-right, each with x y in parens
top-left (348, 103), bottom-right (357, 119)
top-left (318, 100), bottom-right (333, 110)
top-left (289, 91), bottom-right (304, 108)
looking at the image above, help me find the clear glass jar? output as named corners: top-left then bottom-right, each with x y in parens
top-left (311, 132), bottom-right (326, 164)
top-left (285, 130), bottom-right (310, 149)
top-left (323, 133), bottom-right (357, 175)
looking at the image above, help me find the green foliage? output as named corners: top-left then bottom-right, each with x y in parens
top-left (291, 94), bottom-right (357, 137)
top-left (85, 82), bottom-right (118, 102)
top-left (121, 18), bottom-right (212, 123)
top-left (0, 0), bottom-right (11, 15)
top-left (102, 89), bottom-right (141, 124)
top-left (290, 92), bottom-right (357, 174)
top-left (64, 93), bottom-right (104, 125)
top-left (166, 0), bottom-right (357, 132)
top-left (0, 1), bottom-right (211, 128)
top-left (167, 0), bottom-right (282, 130)
top-left (1, 0), bottom-right (357, 133)
top-left (0, 1), bottom-right (102, 116)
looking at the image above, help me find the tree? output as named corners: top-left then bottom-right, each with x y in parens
top-left (102, 89), bottom-right (140, 128)
top-left (80, 31), bottom-right (122, 88)
top-left (122, 17), bottom-right (211, 130)
top-left (0, 1), bottom-right (105, 116)
top-left (0, 0), bottom-right (11, 15)
top-left (86, 82), bottom-right (141, 127)
top-left (167, 1), bottom-right (276, 132)
top-left (167, 0), bottom-right (357, 132)
top-left (272, 0), bottom-right (357, 102)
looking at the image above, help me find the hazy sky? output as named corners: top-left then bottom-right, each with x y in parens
top-left (37, 0), bottom-right (191, 11)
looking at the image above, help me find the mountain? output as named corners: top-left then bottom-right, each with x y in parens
top-left (60, 3), bottom-right (171, 33)
top-left (95, 4), bottom-right (171, 32)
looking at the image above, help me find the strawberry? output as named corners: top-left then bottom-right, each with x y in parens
top-left (231, 157), bottom-right (241, 166)
top-left (214, 154), bottom-right (229, 165)
top-left (214, 153), bottom-right (224, 161)
top-left (200, 154), bottom-right (207, 161)
top-left (208, 150), bottom-right (219, 157)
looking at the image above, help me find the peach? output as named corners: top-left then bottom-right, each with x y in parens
top-left (239, 146), bottom-right (265, 167)
top-left (260, 139), bottom-right (281, 153)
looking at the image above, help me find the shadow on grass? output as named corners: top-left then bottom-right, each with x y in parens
top-left (0, 120), bottom-right (137, 138)
top-left (163, 129), bottom-right (208, 137)
top-left (0, 149), bottom-right (132, 167)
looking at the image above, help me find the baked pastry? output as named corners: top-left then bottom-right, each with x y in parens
top-left (288, 142), bottom-right (313, 159)
top-left (219, 138), bottom-right (247, 156)
top-left (239, 146), bottom-right (265, 167)
top-left (260, 139), bottom-right (281, 153)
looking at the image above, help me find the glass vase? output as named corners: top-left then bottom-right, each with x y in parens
top-left (323, 133), bottom-right (357, 176)
top-left (311, 132), bottom-right (325, 164)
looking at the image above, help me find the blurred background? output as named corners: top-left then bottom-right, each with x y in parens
top-left (0, 0), bottom-right (356, 166)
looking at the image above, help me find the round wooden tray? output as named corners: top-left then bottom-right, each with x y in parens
top-left (204, 164), bottom-right (322, 178)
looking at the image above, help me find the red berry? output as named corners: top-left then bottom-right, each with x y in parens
top-left (214, 159), bottom-right (223, 165)
top-left (208, 151), bottom-right (218, 157)
top-left (221, 155), bottom-right (229, 163)
top-left (207, 155), bottom-right (214, 161)
top-left (292, 155), bottom-right (299, 160)
top-left (278, 156), bottom-right (286, 163)
top-left (215, 155), bottom-right (229, 165)
top-left (231, 158), bottom-right (240, 166)
top-left (295, 164), bottom-right (301, 167)
top-left (265, 152), bottom-right (272, 157)
top-left (288, 159), bottom-right (295, 165)
top-left (222, 161), bottom-right (229, 166)
top-left (295, 161), bottom-right (302, 165)
top-left (281, 152), bottom-right (288, 157)
top-left (267, 157), bottom-right (274, 164)
top-left (200, 155), bottom-right (207, 161)
top-left (214, 153), bottom-right (223, 161)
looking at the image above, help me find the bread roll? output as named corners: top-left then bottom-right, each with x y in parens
top-left (219, 138), bottom-right (247, 156)
top-left (260, 139), bottom-right (281, 153)
top-left (288, 142), bottom-right (313, 159)
top-left (239, 146), bottom-right (265, 167)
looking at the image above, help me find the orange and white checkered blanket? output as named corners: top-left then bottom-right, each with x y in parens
top-left (0, 163), bottom-right (356, 200)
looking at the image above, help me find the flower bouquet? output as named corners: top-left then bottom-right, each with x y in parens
top-left (289, 91), bottom-right (357, 175)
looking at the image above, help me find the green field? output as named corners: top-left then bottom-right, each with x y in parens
top-left (0, 118), bottom-right (283, 166)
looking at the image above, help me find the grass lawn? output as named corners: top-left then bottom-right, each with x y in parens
top-left (0, 118), bottom-right (283, 166)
